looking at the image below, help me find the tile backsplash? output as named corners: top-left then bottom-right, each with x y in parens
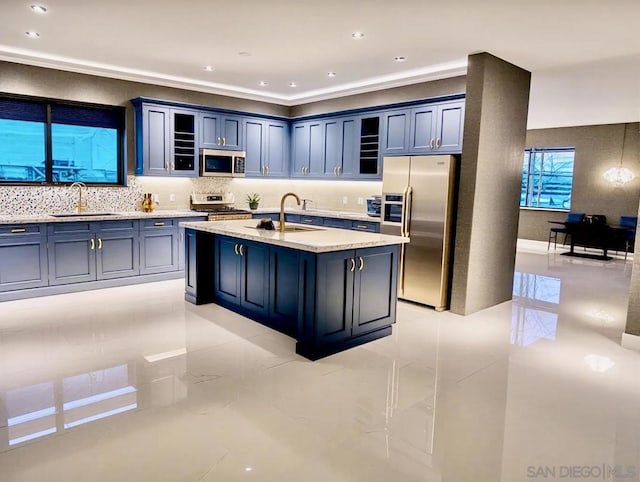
top-left (0, 176), bottom-right (382, 215)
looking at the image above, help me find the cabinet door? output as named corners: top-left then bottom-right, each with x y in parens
top-left (269, 246), bottom-right (299, 336)
top-left (323, 218), bottom-right (350, 229)
top-left (240, 240), bottom-right (270, 317)
top-left (435, 101), bottom-right (465, 153)
top-left (200, 113), bottom-right (220, 148)
top-left (298, 215), bottom-right (323, 226)
top-left (291, 122), bottom-right (310, 177)
top-left (322, 119), bottom-right (341, 177)
top-left (214, 236), bottom-right (242, 305)
top-left (0, 228), bottom-right (48, 292)
top-left (308, 121), bottom-right (325, 176)
top-left (352, 246), bottom-right (398, 335)
top-left (350, 220), bottom-right (380, 233)
top-left (48, 232), bottom-right (97, 285)
top-left (409, 105), bottom-right (437, 153)
top-left (244, 118), bottom-right (265, 176)
top-left (220, 115), bottom-right (242, 150)
top-left (96, 221), bottom-right (139, 280)
top-left (340, 117), bottom-right (359, 178)
top-left (358, 116), bottom-right (382, 178)
top-left (315, 250), bottom-right (355, 344)
top-left (381, 109), bottom-right (410, 155)
top-left (142, 105), bottom-right (171, 176)
top-left (139, 221), bottom-right (178, 275)
top-left (264, 121), bottom-right (289, 177)
top-left (171, 109), bottom-right (198, 175)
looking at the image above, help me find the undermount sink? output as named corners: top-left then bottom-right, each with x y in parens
top-left (50, 212), bottom-right (117, 218)
top-left (247, 224), bottom-right (325, 233)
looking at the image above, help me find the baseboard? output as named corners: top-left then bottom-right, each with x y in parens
top-left (621, 332), bottom-right (640, 351)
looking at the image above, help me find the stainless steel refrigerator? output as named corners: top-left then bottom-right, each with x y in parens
top-left (381, 155), bottom-right (456, 311)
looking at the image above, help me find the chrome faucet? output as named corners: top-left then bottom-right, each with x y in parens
top-left (279, 192), bottom-right (301, 232)
top-left (70, 182), bottom-right (88, 213)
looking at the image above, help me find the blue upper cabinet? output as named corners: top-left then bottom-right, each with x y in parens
top-left (199, 112), bottom-right (242, 150)
top-left (384, 100), bottom-right (465, 157)
top-left (134, 102), bottom-right (198, 177)
top-left (243, 118), bottom-right (289, 177)
top-left (291, 120), bottom-right (324, 177)
top-left (381, 109), bottom-right (411, 156)
top-left (322, 119), bottom-right (341, 177)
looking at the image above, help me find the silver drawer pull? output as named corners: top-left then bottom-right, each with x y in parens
top-left (154, 222), bottom-right (165, 226)
top-left (356, 225), bottom-right (368, 229)
top-left (10, 228), bottom-right (26, 233)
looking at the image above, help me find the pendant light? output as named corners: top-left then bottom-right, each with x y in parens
top-left (603, 123), bottom-right (635, 186)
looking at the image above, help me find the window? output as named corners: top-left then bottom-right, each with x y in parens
top-left (520, 147), bottom-right (575, 210)
top-left (0, 95), bottom-right (125, 185)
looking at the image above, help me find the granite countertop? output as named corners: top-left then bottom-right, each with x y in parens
top-left (0, 210), bottom-right (207, 225)
top-left (251, 207), bottom-right (381, 223)
top-left (180, 219), bottom-right (407, 253)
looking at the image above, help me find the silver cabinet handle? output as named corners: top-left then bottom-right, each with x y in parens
top-left (436, 138), bottom-right (441, 149)
top-left (338, 166), bottom-right (342, 176)
top-left (356, 225), bottom-right (368, 230)
top-left (261, 166), bottom-right (265, 175)
top-left (90, 238), bottom-right (95, 250)
top-left (358, 256), bottom-right (364, 271)
top-left (333, 166), bottom-right (338, 176)
top-left (222, 137), bottom-right (226, 146)
top-left (430, 138), bottom-right (435, 149)
top-left (98, 238), bottom-right (102, 250)
top-left (234, 243), bottom-right (239, 255)
top-left (165, 162), bottom-right (169, 171)
top-left (154, 222), bottom-right (165, 226)
top-left (349, 258), bottom-right (355, 272)
top-left (171, 161), bottom-right (175, 170)
top-left (266, 166), bottom-right (270, 175)
top-left (239, 244), bottom-right (244, 256)
top-left (216, 136), bottom-right (221, 145)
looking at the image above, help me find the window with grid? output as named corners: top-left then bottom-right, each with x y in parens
top-left (520, 147), bottom-right (575, 210)
top-left (0, 95), bottom-right (125, 185)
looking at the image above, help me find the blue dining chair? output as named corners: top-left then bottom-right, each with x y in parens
top-left (548, 212), bottom-right (585, 250)
top-left (619, 216), bottom-right (637, 259)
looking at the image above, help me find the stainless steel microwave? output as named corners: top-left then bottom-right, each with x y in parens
top-left (199, 149), bottom-right (246, 177)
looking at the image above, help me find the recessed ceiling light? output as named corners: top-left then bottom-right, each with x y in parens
top-left (351, 32), bottom-right (365, 39)
top-left (288, 82), bottom-right (297, 88)
top-left (258, 81), bottom-right (268, 87)
top-left (327, 72), bottom-right (336, 78)
top-left (25, 31), bottom-right (40, 38)
top-left (203, 65), bottom-right (214, 72)
top-left (394, 56), bottom-right (407, 62)
top-left (238, 51), bottom-right (252, 57)
top-left (30, 4), bottom-right (48, 13)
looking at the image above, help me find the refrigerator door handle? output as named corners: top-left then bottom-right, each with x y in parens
top-left (400, 186), bottom-right (409, 236)
top-left (402, 186), bottom-right (413, 237)
top-left (399, 243), bottom-right (406, 296)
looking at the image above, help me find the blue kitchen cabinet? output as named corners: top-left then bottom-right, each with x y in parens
top-left (139, 218), bottom-right (179, 275)
top-left (184, 229), bottom-right (216, 305)
top-left (269, 246), bottom-right (300, 336)
top-left (381, 109), bottom-right (411, 156)
top-left (323, 217), bottom-right (350, 229)
top-left (434, 100), bottom-right (465, 153)
top-left (213, 235), bottom-right (270, 318)
top-left (350, 220), bottom-right (380, 233)
top-left (357, 116), bottom-right (382, 178)
top-left (297, 244), bottom-right (399, 359)
top-left (252, 212), bottom-right (279, 221)
top-left (179, 216), bottom-right (206, 271)
top-left (134, 102), bottom-right (199, 177)
top-left (408, 104), bottom-right (437, 153)
top-left (199, 112), bottom-right (242, 150)
top-left (244, 118), bottom-right (289, 177)
top-left (322, 118), bottom-right (341, 177)
top-left (0, 224), bottom-right (48, 292)
top-left (286, 214), bottom-right (323, 225)
top-left (291, 120), bottom-right (324, 177)
top-left (339, 117), bottom-right (359, 178)
top-left (96, 220), bottom-right (139, 280)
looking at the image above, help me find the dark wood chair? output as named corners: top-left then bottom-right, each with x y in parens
top-left (548, 212), bottom-right (585, 250)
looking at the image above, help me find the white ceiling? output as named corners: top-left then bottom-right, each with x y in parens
top-left (1, 0), bottom-right (639, 127)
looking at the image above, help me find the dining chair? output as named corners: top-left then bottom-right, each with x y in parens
top-left (619, 215), bottom-right (637, 259)
top-left (548, 212), bottom-right (585, 250)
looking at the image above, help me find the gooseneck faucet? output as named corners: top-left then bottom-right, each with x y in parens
top-left (70, 182), bottom-right (87, 213)
top-left (279, 192), bottom-right (301, 232)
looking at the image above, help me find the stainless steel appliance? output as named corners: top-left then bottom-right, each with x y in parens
top-left (381, 155), bottom-right (456, 311)
top-left (199, 149), bottom-right (246, 177)
top-left (366, 195), bottom-right (381, 217)
top-left (190, 193), bottom-right (253, 221)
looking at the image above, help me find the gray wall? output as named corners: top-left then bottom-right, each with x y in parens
top-left (518, 123), bottom-right (640, 241)
top-left (0, 61), bottom-right (289, 175)
top-left (289, 76), bottom-right (467, 118)
top-left (450, 53), bottom-right (531, 316)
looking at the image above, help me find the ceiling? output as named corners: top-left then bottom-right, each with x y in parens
top-left (1, 0), bottom-right (639, 119)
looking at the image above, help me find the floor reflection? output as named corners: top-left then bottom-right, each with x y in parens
top-left (511, 271), bottom-right (561, 346)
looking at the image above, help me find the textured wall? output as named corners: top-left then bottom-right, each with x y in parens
top-left (450, 53), bottom-right (531, 315)
top-left (289, 76), bottom-right (467, 118)
top-left (519, 123), bottom-right (640, 241)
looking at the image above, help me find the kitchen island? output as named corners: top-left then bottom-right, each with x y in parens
top-left (180, 219), bottom-right (408, 360)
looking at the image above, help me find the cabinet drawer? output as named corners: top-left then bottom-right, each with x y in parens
top-left (323, 218), bottom-right (350, 229)
top-left (141, 218), bottom-right (177, 229)
top-left (0, 224), bottom-right (43, 236)
top-left (48, 222), bottom-right (93, 234)
top-left (298, 215), bottom-right (323, 225)
top-left (351, 221), bottom-right (380, 232)
top-left (100, 219), bottom-right (138, 232)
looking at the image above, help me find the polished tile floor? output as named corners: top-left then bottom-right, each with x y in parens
top-left (1, 243), bottom-right (639, 482)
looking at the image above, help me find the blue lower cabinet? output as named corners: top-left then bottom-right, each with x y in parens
top-left (139, 219), bottom-right (179, 275)
top-left (350, 220), bottom-right (380, 233)
top-left (96, 220), bottom-right (139, 280)
top-left (48, 224), bottom-right (97, 285)
top-left (214, 236), bottom-right (270, 318)
top-left (269, 246), bottom-right (300, 336)
top-left (323, 217), bottom-right (350, 229)
top-left (0, 224), bottom-right (48, 292)
top-left (296, 244), bottom-right (399, 360)
top-left (179, 216), bottom-right (206, 270)
top-left (252, 212), bottom-right (279, 221)
top-left (185, 229), bottom-right (216, 305)
top-left (298, 215), bottom-right (323, 225)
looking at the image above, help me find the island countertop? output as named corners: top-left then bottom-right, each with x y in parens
top-left (181, 219), bottom-right (408, 253)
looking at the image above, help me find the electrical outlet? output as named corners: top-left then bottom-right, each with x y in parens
top-left (153, 194), bottom-right (159, 203)
top-left (169, 193), bottom-right (175, 202)
top-left (357, 197), bottom-right (364, 205)
top-left (342, 196), bottom-right (348, 205)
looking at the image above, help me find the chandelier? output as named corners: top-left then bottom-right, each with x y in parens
top-left (603, 123), bottom-right (635, 187)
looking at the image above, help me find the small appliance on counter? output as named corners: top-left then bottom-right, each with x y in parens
top-left (199, 149), bottom-right (245, 177)
top-left (366, 195), bottom-right (381, 217)
top-left (190, 192), bottom-right (252, 220)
